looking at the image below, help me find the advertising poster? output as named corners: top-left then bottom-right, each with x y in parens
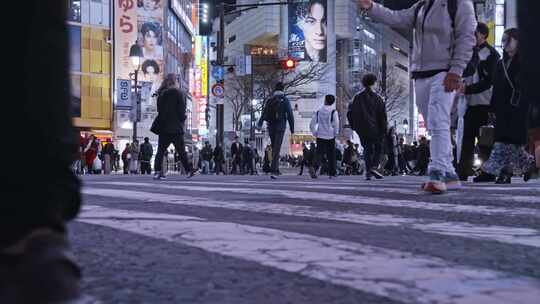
top-left (288, 0), bottom-right (328, 63)
top-left (137, 0), bottom-right (164, 125)
top-left (115, 0), bottom-right (138, 81)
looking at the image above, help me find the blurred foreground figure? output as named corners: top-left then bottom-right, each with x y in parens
top-left (1, 1), bottom-right (82, 303)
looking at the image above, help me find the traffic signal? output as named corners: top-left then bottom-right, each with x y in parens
top-left (279, 58), bottom-right (296, 70)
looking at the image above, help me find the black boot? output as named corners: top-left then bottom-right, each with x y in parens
top-left (524, 165), bottom-right (540, 182)
top-left (495, 170), bottom-right (512, 184)
top-left (473, 171), bottom-right (496, 183)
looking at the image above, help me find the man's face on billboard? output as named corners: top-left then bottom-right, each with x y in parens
top-left (300, 3), bottom-right (327, 51)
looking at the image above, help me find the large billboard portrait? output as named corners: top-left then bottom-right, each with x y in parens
top-left (288, 0), bottom-right (327, 63)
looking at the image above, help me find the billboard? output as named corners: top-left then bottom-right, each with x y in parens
top-left (288, 0), bottom-right (327, 63)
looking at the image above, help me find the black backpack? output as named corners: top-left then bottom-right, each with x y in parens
top-left (413, 0), bottom-right (457, 30)
top-left (263, 96), bottom-right (286, 123)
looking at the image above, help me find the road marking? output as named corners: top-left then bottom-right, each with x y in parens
top-left (83, 187), bottom-right (540, 248)
top-left (94, 182), bottom-right (540, 218)
top-left (78, 205), bottom-right (540, 304)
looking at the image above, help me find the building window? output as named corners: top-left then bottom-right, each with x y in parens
top-left (363, 44), bottom-right (376, 56)
top-left (71, 75), bottom-right (82, 117)
top-left (69, 25), bottom-right (81, 72)
top-left (228, 35), bottom-right (236, 44)
top-left (495, 0), bottom-right (505, 53)
top-left (68, 0), bottom-right (82, 22)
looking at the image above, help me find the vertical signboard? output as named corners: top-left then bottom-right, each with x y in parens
top-left (288, 0), bottom-right (328, 63)
top-left (115, 0), bottom-right (138, 80)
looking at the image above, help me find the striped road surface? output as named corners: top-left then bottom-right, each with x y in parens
top-left (74, 174), bottom-right (540, 304)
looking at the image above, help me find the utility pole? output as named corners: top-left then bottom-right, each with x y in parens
top-left (216, 2), bottom-right (225, 148)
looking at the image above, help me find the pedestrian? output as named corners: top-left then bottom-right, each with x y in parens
top-left (298, 143), bottom-right (309, 175)
top-left (347, 74), bottom-right (387, 180)
top-left (310, 94), bottom-right (340, 178)
top-left (200, 141), bottom-right (213, 174)
top-left (415, 136), bottom-right (430, 176)
top-left (128, 140), bottom-right (140, 174)
top-left (473, 29), bottom-right (539, 184)
top-left (121, 143), bottom-right (130, 174)
top-left (456, 22), bottom-right (500, 181)
top-left (113, 148), bottom-right (120, 172)
top-left (230, 136), bottom-right (243, 175)
top-left (140, 137), bottom-right (153, 175)
top-left (384, 127), bottom-right (400, 176)
top-left (359, 0), bottom-right (476, 193)
top-left (257, 82), bottom-right (295, 179)
top-left (1, 1), bottom-right (82, 301)
top-left (242, 139), bottom-right (255, 175)
top-left (150, 73), bottom-right (198, 179)
top-left (213, 144), bottom-right (225, 175)
top-left (263, 144), bottom-right (272, 174)
top-left (83, 135), bottom-right (98, 174)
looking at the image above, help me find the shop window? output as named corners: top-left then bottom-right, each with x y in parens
top-left (71, 75), bottom-right (81, 117)
top-left (69, 25), bottom-right (81, 72)
top-left (68, 0), bottom-right (82, 22)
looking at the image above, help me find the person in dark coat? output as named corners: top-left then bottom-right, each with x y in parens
top-left (213, 144), bottom-right (225, 175)
top-left (230, 136), bottom-right (243, 175)
top-left (150, 73), bottom-right (197, 179)
top-left (1, 0), bottom-right (82, 301)
top-left (257, 82), bottom-right (295, 179)
top-left (474, 29), bottom-right (538, 184)
top-left (140, 137), bottom-right (154, 175)
top-left (457, 23), bottom-right (500, 180)
top-left (347, 73), bottom-right (388, 180)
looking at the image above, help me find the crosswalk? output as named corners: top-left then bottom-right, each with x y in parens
top-left (79, 175), bottom-right (540, 304)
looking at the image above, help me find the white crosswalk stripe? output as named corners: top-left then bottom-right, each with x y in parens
top-left (93, 181), bottom-right (540, 218)
top-left (82, 187), bottom-right (540, 247)
top-left (79, 205), bottom-right (540, 304)
top-left (80, 177), bottom-right (540, 304)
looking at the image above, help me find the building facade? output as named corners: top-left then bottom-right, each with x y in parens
top-left (67, 0), bottom-right (113, 142)
top-left (112, 0), bottom-right (199, 152)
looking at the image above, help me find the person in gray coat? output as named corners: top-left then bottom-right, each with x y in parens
top-left (359, 0), bottom-right (476, 194)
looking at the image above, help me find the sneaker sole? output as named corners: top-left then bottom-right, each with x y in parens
top-left (422, 181), bottom-right (447, 194)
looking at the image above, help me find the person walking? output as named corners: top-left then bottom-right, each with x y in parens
top-left (230, 136), bottom-right (243, 175)
top-left (121, 143), bottom-right (130, 174)
top-left (242, 139), bottom-right (256, 175)
top-left (263, 144), bottom-right (272, 174)
top-left (83, 135), bottom-right (98, 174)
top-left (200, 141), bottom-right (213, 174)
top-left (473, 29), bottom-right (539, 184)
top-left (359, 0), bottom-right (477, 193)
top-left (213, 144), bottom-right (225, 175)
top-left (140, 137), bottom-right (153, 175)
top-left (257, 82), bottom-right (295, 179)
top-left (102, 139), bottom-right (115, 175)
top-left (150, 73), bottom-right (197, 180)
top-left (457, 22), bottom-right (500, 181)
top-left (298, 143), bottom-right (310, 175)
top-left (128, 140), bottom-right (140, 174)
top-left (347, 74), bottom-right (388, 180)
top-left (310, 95), bottom-right (340, 178)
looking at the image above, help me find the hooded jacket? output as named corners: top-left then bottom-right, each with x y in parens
top-left (310, 105), bottom-right (340, 140)
top-left (347, 88), bottom-right (388, 140)
top-left (368, 0), bottom-right (476, 77)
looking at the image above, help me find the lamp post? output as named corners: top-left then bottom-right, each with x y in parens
top-left (129, 43), bottom-right (143, 142)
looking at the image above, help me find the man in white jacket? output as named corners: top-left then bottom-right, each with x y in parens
top-left (310, 95), bottom-right (340, 178)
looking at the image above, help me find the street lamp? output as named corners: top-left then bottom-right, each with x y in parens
top-left (129, 43), bottom-right (143, 142)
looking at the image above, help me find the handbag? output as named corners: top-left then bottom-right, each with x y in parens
top-left (92, 158), bottom-right (102, 171)
top-left (478, 125), bottom-right (495, 147)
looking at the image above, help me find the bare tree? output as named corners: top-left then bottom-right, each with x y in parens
top-left (376, 68), bottom-right (408, 123)
top-left (224, 61), bottom-right (328, 131)
top-left (224, 74), bottom-right (251, 132)
top-left (254, 62), bottom-right (327, 103)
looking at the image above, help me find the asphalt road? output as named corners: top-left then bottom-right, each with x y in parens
top-left (72, 173), bottom-right (540, 304)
